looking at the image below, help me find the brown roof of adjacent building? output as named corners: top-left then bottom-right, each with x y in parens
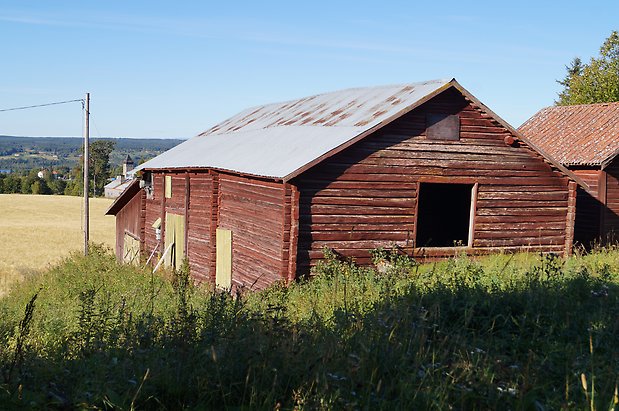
top-left (519, 102), bottom-right (619, 167)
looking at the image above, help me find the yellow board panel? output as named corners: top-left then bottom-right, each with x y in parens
top-left (164, 213), bottom-right (185, 269)
top-left (123, 233), bottom-right (140, 265)
top-left (216, 228), bottom-right (232, 289)
top-left (165, 175), bottom-right (172, 199)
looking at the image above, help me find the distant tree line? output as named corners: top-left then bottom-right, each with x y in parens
top-left (0, 140), bottom-right (116, 196)
top-left (0, 169), bottom-right (67, 195)
top-left (0, 135), bottom-right (182, 172)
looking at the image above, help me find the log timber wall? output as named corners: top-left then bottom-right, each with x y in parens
top-left (292, 88), bottom-right (575, 272)
top-left (140, 170), bottom-right (288, 289)
top-left (114, 189), bottom-right (145, 260)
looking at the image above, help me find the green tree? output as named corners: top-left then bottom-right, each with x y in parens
top-left (31, 179), bottom-right (52, 195)
top-left (3, 175), bottom-right (22, 193)
top-left (557, 31), bottom-right (619, 105)
top-left (70, 140), bottom-right (116, 197)
top-left (90, 140), bottom-right (115, 196)
top-left (20, 174), bottom-right (37, 194)
top-left (48, 179), bottom-right (67, 195)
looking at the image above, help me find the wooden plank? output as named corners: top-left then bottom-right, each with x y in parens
top-left (175, 214), bottom-right (185, 269)
top-left (599, 170), bottom-right (608, 234)
top-left (159, 173), bottom-right (166, 254)
top-left (215, 228), bottom-right (232, 289)
top-left (165, 175), bottom-right (172, 199)
top-left (468, 182), bottom-right (478, 246)
top-left (123, 233), bottom-right (140, 265)
top-left (184, 173), bottom-right (190, 257)
top-left (163, 212), bottom-right (185, 270)
top-left (565, 181), bottom-right (577, 256)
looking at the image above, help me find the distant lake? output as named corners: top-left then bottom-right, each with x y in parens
top-left (0, 169), bottom-right (11, 174)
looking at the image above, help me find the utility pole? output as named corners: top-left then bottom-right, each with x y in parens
top-left (83, 93), bottom-right (90, 256)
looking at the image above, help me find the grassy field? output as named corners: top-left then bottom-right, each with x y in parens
top-left (0, 194), bottom-right (115, 296)
top-left (0, 247), bottom-right (618, 409)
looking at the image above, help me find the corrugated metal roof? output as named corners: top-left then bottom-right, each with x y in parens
top-left (105, 179), bottom-right (140, 216)
top-left (136, 79), bottom-right (452, 179)
top-left (519, 102), bottom-right (619, 167)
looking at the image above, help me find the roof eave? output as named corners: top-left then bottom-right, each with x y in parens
top-left (105, 179), bottom-right (141, 216)
top-left (601, 147), bottom-right (619, 170)
top-left (139, 165), bottom-right (283, 182)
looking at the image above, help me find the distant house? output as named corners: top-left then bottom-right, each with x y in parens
top-left (520, 102), bottom-right (619, 244)
top-left (107, 79), bottom-right (579, 290)
top-left (104, 155), bottom-right (135, 199)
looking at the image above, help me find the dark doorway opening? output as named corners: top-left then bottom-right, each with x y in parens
top-left (416, 183), bottom-right (473, 247)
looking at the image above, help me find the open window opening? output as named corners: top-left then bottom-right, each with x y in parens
top-left (416, 182), bottom-right (475, 247)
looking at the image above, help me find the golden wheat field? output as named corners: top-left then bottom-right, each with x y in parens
top-left (0, 194), bottom-right (115, 296)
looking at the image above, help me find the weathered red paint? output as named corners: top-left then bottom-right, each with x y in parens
top-left (110, 86), bottom-right (576, 289)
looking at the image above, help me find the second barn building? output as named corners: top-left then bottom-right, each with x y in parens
top-left (107, 79), bottom-right (578, 290)
top-left (520, 102), bottom-right (619, 245)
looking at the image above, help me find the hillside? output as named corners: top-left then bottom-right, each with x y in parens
top-left (0, 135), bottom-right (184, 172)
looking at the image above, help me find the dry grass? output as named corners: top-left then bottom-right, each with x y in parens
top-left (0, 194), bottom-right (115, 296)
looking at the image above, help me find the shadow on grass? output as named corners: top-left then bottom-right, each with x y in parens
top-left (1, 254), bottom-right (618, 410)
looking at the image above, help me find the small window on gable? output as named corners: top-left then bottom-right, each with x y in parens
top-left (426, 113), bottom-right (460, 140)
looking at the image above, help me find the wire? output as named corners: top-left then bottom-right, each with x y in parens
top-left (0, 98), bottom-right (84, 113)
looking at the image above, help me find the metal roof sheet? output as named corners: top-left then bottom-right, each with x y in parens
top-left (136, 79), bottom-right (452, 179)
top-left (519, 102), bottom-right (619, 167)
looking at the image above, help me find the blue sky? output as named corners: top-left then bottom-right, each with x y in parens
top-left (1, 1), bottom-right (618, 138)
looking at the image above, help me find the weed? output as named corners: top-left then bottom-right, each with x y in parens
top-left (2, 291), bottom-right (38, 385)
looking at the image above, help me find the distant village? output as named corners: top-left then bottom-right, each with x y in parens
top-left (0, 136), bottom-right (182, 196)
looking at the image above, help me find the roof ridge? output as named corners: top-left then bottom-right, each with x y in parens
top-left (543, 101), bottom-right (619, 111)
top-left (236, 78), bottom-right (452, 113)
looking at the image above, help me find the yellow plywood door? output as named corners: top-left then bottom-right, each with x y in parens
top-left (123, 233), bottom-right (140, 265)
top-left (164, 213), bottom-right (185, 269)
top-left (216, 228), bottom-right (232, 289)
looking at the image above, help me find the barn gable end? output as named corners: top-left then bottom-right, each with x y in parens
top-left (292, 87), bottom-right (575, 271)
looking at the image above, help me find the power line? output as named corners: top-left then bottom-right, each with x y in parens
top-left (0, 98), bottom-right (84, 113)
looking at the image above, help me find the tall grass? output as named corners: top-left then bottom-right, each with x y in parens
top-left (1, 245), bottom-right (618, 409)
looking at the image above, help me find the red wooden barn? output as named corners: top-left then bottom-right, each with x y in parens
top-left (520, 102), bottom-right (619, 244)
top-left (107, 79), bottom-right (579, 290)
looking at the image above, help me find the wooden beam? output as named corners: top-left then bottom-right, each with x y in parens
top-left (209, 170), bottom-right (220, 283)
top-left (468, 183), bottom-right (479, 247)
top-left (565, 181), bottom-right (577, 256)
top-left (288, 184), bottom-right (300, 282)
top-left (599, 170), bottom-right (607, 236)
top-left (184, 172), bottom-right (190, 257)
top-left (160, 174), bottom-right (166, 254)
